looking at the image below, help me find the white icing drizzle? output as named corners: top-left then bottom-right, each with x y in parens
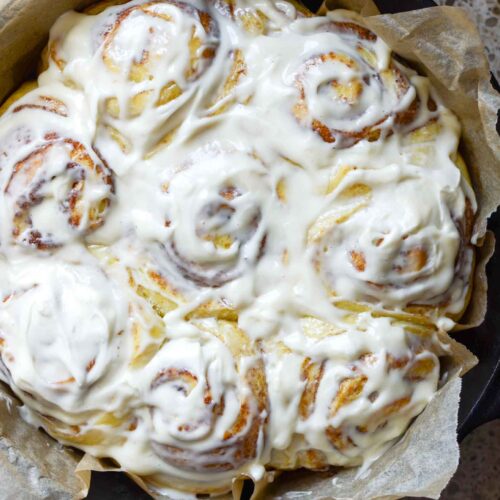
top-left (0, 0), bottom-right (476, 496)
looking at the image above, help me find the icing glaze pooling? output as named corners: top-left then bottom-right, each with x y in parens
top-left (0, 0), bottom-right (475, 496)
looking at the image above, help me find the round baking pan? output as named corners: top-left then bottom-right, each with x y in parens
top-left (0, 0), bottom-right (496, 497)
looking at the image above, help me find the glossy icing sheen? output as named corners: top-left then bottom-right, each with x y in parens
top-left (0, 0), bottom-right (476, 496)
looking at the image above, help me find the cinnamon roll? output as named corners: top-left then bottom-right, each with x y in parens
top-left (290, 11), bottom-right (436, 149)
top-left (308, 162), bottom-right (475, 317)
top-left (49, 1), bottom-right (218, 99)
top-left (0, 259), bottom-right (133, 447)
top-left (0, 85), bottom-right (114, 250)
top-left (44, 0), bottom-right (219, 159)
top-left (156, 146), bottom-right (270, 289)
top-left (129, 319), bottom-right (268, 494)
top-left (265, 314), bottom-right (441, 469)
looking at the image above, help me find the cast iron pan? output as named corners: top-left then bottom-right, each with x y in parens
top-left (22, 0), bottom-right (497, 497)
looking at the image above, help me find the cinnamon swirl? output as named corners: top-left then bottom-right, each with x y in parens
top-left (288, 11), bottom-right (437, 149)
top-left (137, 319), bottom-right (267, 493)
top-left (0, 85), bottom-right (114, 250)
top-left (308, 161), bottom-right (474, 318)
top-left (44, 0), bottom-right (219, 161)
top-left (157, 146), bottom-right (269, 289)
top-left (265, 314), bottom-right (441, 469)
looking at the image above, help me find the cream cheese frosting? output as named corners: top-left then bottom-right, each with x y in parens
top-left (0, 0), bottom-right (476, 497)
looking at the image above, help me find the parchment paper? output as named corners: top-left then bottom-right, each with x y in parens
top-left (0, 0), bottom-right (499, 499)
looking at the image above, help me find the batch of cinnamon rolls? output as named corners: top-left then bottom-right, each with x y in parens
top-left (0, 0), bottom-right (476, 497)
